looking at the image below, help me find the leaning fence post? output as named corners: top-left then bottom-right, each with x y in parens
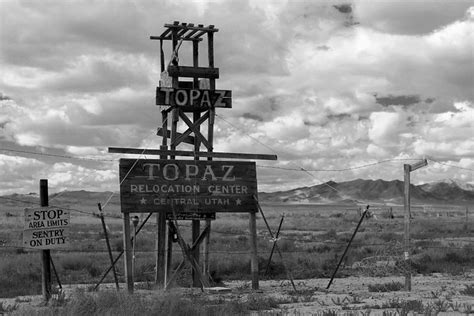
top-left (327, 205), bottom-right (370, 290)
top-left (98, 203), bottom-right (120, 290)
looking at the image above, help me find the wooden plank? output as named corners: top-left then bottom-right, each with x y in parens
top-left (156, 88), bottom-right (231, 109)
top-left (157, 127), bottom-right (195, 145)
top-left (166, 212), bottom-right (215, 220)
top-left (403, 164), bottom-right (411, 291)
top-left (164, 23), bottom-right (219, 33)
top-left (150, 35), bottom-right (201, 42)
top-left (118, 159), bottom-right (258, 213)
top-left (175, 110), bottom-right (211, 150)
top-left (178, 81), bottom-right (194, 89)
top-left (168, 66), bottom-right (219, 79)
top-left (123, 212), bottom-right (133, 293)
top-left (249, 211), bottom-right (259, 290)
top-left (108, 147), bottom-right (278, 160)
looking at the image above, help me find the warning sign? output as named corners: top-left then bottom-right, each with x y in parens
top-left (23, 207), bottom-right (70, 249)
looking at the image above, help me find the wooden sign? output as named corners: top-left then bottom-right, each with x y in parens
top-left (119, 159), bottom-right (257, 213)
top-left (23, 207), bottom-right (70, 249)
top-left (156, 87), bottom-right (231, 109)
top-left (166, 212), bottom-right (216, 220)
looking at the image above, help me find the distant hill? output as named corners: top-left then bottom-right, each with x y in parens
top-left (259, 179), bottom-right (474, 205)
top-left (1, 180), bottom-right (473, 208)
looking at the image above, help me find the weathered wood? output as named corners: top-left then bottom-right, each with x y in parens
top-left (166, 212), bottom-right (215, 220)
top-left (192, 220), bottom-right (200, 287)
top-left (40, 179), bottom-right (52, 302)
top-left (168, 65), bottom-right (219, 79)
top-left (156, 88), bottom-right (231, 109)
top-left (119, 159), bottom-right (258, 213)
top-left (403, 159), bottom-right (426, 292)
top-left (157, 127), bottom-right (195, 145)
top-left (164, 23), bottom-right (218, 33)
top-left (108, 147), bottom-right (277, 160)
top-left (175, 110), bottom-right (211, 150)
top-left (98, 203), bottom-right (119, 290)
top-left (123, 212), bottom-right (133, 293)
top-left (150, 35), bottom-right (202, 42)
top-left (249, 211), bottom-right (259, 290)
top-left (156, 211), bottom-right (166, 287)
top-left (404, 164), bottom-right (411, 291)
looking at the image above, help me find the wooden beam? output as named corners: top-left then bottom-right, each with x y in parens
top-left (157, 127), bottom-right (195, 145)
top-left (108, 147), bottom-right (278, 160)
top-left (164, 23), bottom-right (219, 33)
top-left (150, 35), bottom-right (202, 42)
top-left (175, 110), bottom-right (211, 150)
top-left (168, 65), bottom-right (219, 79)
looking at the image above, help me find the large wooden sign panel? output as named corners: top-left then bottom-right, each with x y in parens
top-left (119, 159), bottom-right (257, 213)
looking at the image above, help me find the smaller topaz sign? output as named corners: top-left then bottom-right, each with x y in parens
top-left (23, 207), bottom-right (70, 249)
top-left (119, 159), bottom-right (258, 213)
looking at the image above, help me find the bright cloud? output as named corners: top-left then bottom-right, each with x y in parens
top-left (0, 1), bottom-right (473, 194)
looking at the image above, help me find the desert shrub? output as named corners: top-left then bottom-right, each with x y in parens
top-left (60, 254), bottom-right (102, 277)
top-left (0, 254), bottom-right (41, 297)
top-left (412, 248), bottom-right (474, 275)
top-left (368, 281), bottom-right (403, 292)
top-left (15, 290), bottom-right (256, 315)
top-left (321, 229), bottom-right (337, 240)
top-left (460, 284), bottom-right (474, 296)
top-left (277, 239), bottom-right (296, 252)
top-left (246, 294), bottom-right (280, 310)
top-left (210, 254), bottom-right (250, 280)
top-left (383, 298), bottom-right (425, 313)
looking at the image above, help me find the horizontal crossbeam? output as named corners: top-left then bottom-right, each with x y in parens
top-left (168, 66), bottom-right (219, 79)
top-left (108, 147), bottom-right (277, 160)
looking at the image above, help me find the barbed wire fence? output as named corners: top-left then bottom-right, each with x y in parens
top-left (0, 118), bottom-right (473, 291)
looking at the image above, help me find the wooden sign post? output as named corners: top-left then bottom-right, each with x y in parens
top-left (111, 21), bottom-right (277, 293)
top-left (403, 159), bottom-right (427, 291)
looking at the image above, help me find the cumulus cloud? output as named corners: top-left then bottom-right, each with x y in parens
top-left (0, 1), bottom-right (473, 194)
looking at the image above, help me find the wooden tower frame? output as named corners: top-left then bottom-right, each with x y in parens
top-left (109, 21), bottom-right (277, 292)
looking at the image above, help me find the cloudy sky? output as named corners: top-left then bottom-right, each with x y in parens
top-left (1, 0), bottom-right (473, 195)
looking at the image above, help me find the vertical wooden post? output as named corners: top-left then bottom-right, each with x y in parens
top-left (204, 30), bottom-right (216, 282)
top-left (123, 212), bottom-right (133, 293)
top-left (156, 110), bottom-right (169, 286)
top-left (191, 39), bottom-right (201, 288)
top-left (203, 219), bottom-right (211, 277)
top-left (249, 211), bottom-right (259, 290)
top-left (40, 179), bottom-right (51, 301)
top-left (403, 164), bottom-right (411, 291)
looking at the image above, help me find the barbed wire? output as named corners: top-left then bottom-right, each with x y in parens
top-left (0, 148), bottom-right (116, 162)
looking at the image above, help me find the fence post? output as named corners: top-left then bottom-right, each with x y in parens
top-left (40, 179), bottom-right (52, 301)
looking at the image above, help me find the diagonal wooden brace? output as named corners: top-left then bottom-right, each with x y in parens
top-left (165, 216), bottom-right (211, 290)
top-left (172, 110), bottom-right (211, 150)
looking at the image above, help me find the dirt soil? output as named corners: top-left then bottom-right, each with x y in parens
top-left (3, 274), bottom-right (474, 315)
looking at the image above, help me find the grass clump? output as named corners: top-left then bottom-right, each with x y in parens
top-left (0, 254), bottom-right (41, 298)
top-left (368, 281), bottom-right (403, 292)
top-left (13, 289), bottom-right (276, 315)
top-left (460, 284), bottom-right (474, 296)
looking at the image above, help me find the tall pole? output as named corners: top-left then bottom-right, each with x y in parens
top-left (404, 159), bottom-right (427, 292)
top-left (40, 179), bottom-right (51, 301)
top-left (123, 212), bottom-right (133, 293)
top-left (191, 39), bottom-right (201, 288)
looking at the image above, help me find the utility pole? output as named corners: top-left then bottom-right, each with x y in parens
top-left (404, 159), bottom-right (427, 291)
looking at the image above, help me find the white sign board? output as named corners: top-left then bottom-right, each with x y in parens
top-left (23, 207), bottom-right (70, 249)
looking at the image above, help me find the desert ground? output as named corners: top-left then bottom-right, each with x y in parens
top-left (1, 197), bottom-right (473, 314)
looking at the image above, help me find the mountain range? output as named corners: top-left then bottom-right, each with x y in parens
top-left (1, 179), bottom-right (473, 207)
top-left (258, 179), bottom-right (474, 205)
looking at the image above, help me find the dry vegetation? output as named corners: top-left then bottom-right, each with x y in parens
top-left (1, 200), bottom-right (473, 314)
